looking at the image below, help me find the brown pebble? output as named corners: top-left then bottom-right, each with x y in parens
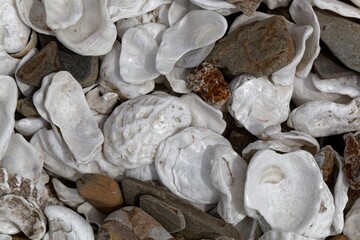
top-left (326, 234), bottom-right (348, 240)
top-left (186, 62), bottom-right (230, 105)
top-left (318, 146), bottom-right (336, 186)
top-left (205, 16), bottom-right (295, 77)
top-left (16, 98), bottom-right (39, 118)
top-left (343, 132), bottom-right (360, 190)
top-left (224, 0), bottom-right (262, 16)
top-left (76, 174), bottom-right (123, 213)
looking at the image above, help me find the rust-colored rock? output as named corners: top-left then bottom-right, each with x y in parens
top-left (225, 0), bottom-right (262, 16)
top-left (205, 16), bottom-right (295, 77)
top-left (343, 132), bottom-right (360, 190)
top-left (76, 173), bottom-right (123, 213)
top-left (186, 62), bottom-right (230, 105)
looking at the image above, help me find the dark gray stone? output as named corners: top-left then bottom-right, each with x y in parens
top-left (140, 195), bottom-right (186, 234)
top-left (315, 10), bottom-right (360, 73)
top-left (121, 178), bottom-right (243, 240)
top-left (205, 16), bottom-right (295, 77)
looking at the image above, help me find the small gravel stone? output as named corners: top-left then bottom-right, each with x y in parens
top-left (76, 174), bottom-right (123, 214)
top-left (205, 16), bottom-right (295, 77)
top-left (16, 98), bottom-right (39, 118)
top-left (140, 194), bottom-right (186, 234)
top-left (315, 10), bottom-right (360, 73)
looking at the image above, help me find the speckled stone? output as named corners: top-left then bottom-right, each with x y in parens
top-left (225, 0), bottom-right (261, 16)
top-left (205, 16), bottom-right (295, 77)
top-left (76, 174), bottom-right (123, 214)
top-left (315, 10), bottom-right (360, 73)
top-left (16, 98), bottom-right (39, 118)
top-left (140, 195), bottom-right (186, 233)
top-left (319, 146), bottom-right (336, 186)
top-left (97, 220), bottom-right (140, 240)
top-left (121, 178), bottom-right (243, 240)
top-left (343, 132), bottom-right (360, 190)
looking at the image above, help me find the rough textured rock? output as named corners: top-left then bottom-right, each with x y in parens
top-left (16, 41), bottom-right (62, 87)
top-left (16, 98), bottom-right (39, 118)
top-left (315, 10), bottom-right (360, 73)
top-left (327, 234), bottom-right (348, 240)
top-left (121, 177), bottom-right (243, 240)
top-left (319, 146), bottom-right (336, 186)
top-left (97, 220), bottom-right (141, 240)
top-left (314, 50), bottom-right (357, 79)
top-left (343, 132), bottom-right (360, 190)
top-left (140, 195), bottom-right (186, 234)
top-left (76, 174), bottom-right (123, 213)
top-left (186, 62), bottom-right (230, 105)
top-left (225, 0), bottom-right (262, 16)
top-left (205, 16), bottom-right (295, 77)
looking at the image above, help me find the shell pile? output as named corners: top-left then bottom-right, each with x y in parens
top-left (0, 0), bottom-right (359, 239)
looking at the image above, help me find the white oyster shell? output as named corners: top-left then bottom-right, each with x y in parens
top-left (189, 0), bottom-right (238, 15)
top-left (0, 45), bottom-right (19, 75)
top-left (53, 0), bottom-right (117, 56)
top-left (262, 0), bottom-right (292, 9)
top-left (0, 0), bottom-right (31, 53)
top-left (45, 205), bottom-right (94, 240)
top-left (14, 117), bottom-right (49, 137)
top-left (43, 71), bottom-right (104, 164)
top-left (42, 0), bottom-right (83, 30)
top-left (245, 149), bottom-right (335, 239)
top-left (99, 40), bottom-right (155, 100)
top-left (168, 0), bottom-right (200, 26)
top-left (0, 76), bottom-right (17, 161)
top-left (103, 92), bottom-right (192, 169)
top-left (165, 66), bottom-right (191, 94)
top-left (311, 75), bottom-right (360, 99)
top-left (287, 97), bottom-right (360, 137)
top-left (52, 178), bottom-right (85, 208)
top-left (85, 87), bottom-right (118, 115)
top-left (77, 202), bottom-right (107, 228)
top-left (155, 127), bottom-right (232, 204)
top-left (176, 43), bottom-right (215, 69)
top-left (14, 47), bottom-right (37, 98)
top-left (181, 93), bottom-right (226, 134)
top-left (10, 30), bottom-right (38, 59)
top-left (125, 163), bottom-right (159, 181)
top-left (344, 198), bottom-right (360, 240)
top-left (259, 230), bottom-right (317, 240)
top-left (211, 145), bottom-right (247, 225)
top-left (310, 0), bottom-right (360, 19)
top-left (156, 10), bottom-right (227, 74)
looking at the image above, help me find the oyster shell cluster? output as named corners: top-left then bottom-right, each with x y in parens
top-left (0, 0), bottom-right (359, 239)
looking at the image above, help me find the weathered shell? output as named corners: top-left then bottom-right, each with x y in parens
top-left (287, 98), bottom-right (360, 137)
top-left (85, 87), bottom-right (118, 115)
top-left (45, 205), bottom-right (95, 240)
top-left (52, 178), bottom-right (85, 208)
top-left (0, 45), bottom-right (19, 75)
top-left (165, 66), bottom-right (191, 93)
top-left (155, 127), bottom-right (231, 204)
top-left (189, 0), bottom-right (238, 15)
top-left (168, 0), bottom-right (200, 26)
top-left (14, 47), bottom-right (37, 98)
top-left (99, 40), bottom-right (155, 100)
top-left (103, 92), bottom-right (191, 169)
top-left (10, 30), bottom-right (38, 59)
top-left (156, 10), bottom-right (227, 74)
top-left (14, 117), bottom-right (49, 137)
top-left (245, 149), bottom-right (335, 239)
top-left (77, 202), bottom-right (107, 228)
top-left (262, 0), bottom-right (292, 9)
top-left (210, 145), bottom-right (247, 225)
top-left (42, 0), bottom-right (83, 29)
top-left (0, 76), bottom-right (17, 160)
top-left (125, 164), bottom-right (159, 181)
top-left (176, 43), bottom-right (215, 69)
top-left (344, 197), bottom-right (360, 240)
top-left (311, 0), bottom-right (360, 19)
top-left (259, 230), bottom-right (317, 240)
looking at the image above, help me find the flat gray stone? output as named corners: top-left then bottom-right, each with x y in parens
top-left (140, 195), bottom-right (186, 234)
top-left (314, 50), bottom-right (358, 79)
top-left (121, 178), bottom-right (243, 240)
top-left (315, 10), bottom-right (360, 73)
top-left (205, 16), bottom-right (295, 77)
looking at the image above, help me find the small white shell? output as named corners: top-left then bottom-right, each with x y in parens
top-left (52, 178), bottom-right (85, 208)
top-left (155, 127), bottom-right (232, 204)
top-left (0, 0), bottom-right (31, 53)
top-left (189, 0), bottom-right (238, 15)
top-left (33, 73), bottom-right (54, 122)
top-left (1, 133), bottom-right (43, 183)
top-left (245, 149), bottom-right (335, 239)
top-left (0, 76), bottom-right (17, 160)
top-left (344, 198), bottom-right (360, 240)
top-left (104, 92), bottom-right (192, 169)
top-left (311, 0), bottom-right (360, 19)
top-left (45, 205), bottom-right (95, 240)
top-left (14, 117), bottom-right (49, 137)
top-left (77, 202), bottom-right (107, 228)
top-left (0, 45), bottom-right (19, 75)
top-left (165, 66), bottom-right (191, 94)
top-left (99, 40), bottom-right (155, 99)
top-left (181, 93), bottom-right (226, 134)
top-left (210, 145), bottom-right (247, 225)
top-left (85, 87), bottom-right (118, 115)
top-left (311, 75), bottom-right (360, 99)
top-left (259, 230), bottom-right (318, 240)
top-left (168, 0), bottom-right (200, 26)
top-left (0, 221), bottom-right (19, 235)
top-left (156, 10), bottom-right (227, 74)
top-left (175, 43), bottom-right (215, 69)
top-left (53, 0), bottom-right (117, 56)
top-left (287, 97), bottom-right (360, 137)
top-left (10, 29), bottom-right (38, 59)
top-left (43, 71), bottom-right (104, 164)
top-left (42, 0), bottom-right (83, 29)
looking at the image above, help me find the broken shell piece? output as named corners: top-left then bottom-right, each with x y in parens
top-left (14, 48), bottom-right (37, 98)
top-left (259, 230), bottom-right (317, 240)
top-left (103, 92), bottom-right (191, 169)
top-left (343, 131), bottom-right (360, 190)
top-left (189, 0), bottom-right (238, 15)
top-left (165, 66), bottom-right (191, 94)
top-left (0, 222), bottom-right (20, 235)
top-left (287, 98), bottom-right (360, 137)
top-left (181, 93), bottom-right (226, 134)
top-left (52, 178), bottom-right (85, 208)
top-left (10, 30), bottom-right (37, 59)
top-left (85, 87), bottom-right (118, 115)
top-left (0, 195), bottom-right (46, 240)
top-left (262, 0), bottom-right (292, 9)
top-left (245, 149), bottom-right (335, 239)
top-left (311, 75), bottom-right (360, 99)
top-left (156, 10), bottom-right (227, 74)
top-left (0, 76), bottom-right (17, 160)
top-left (168, 0), bottom-right (200, 26)
top-left (99, 40), bottom-right (154, 99)
top-left (210, 145), bottom-right (247, 225)
top-left (77, 202), bottom-right (107, 228)
top-left (42, 0), bottom-right (83, 29)
top-left (43, 71), bottom-right (104, 164)
top-left (186, 62), bottom-right (230, 105)
top-left (53, 0), bottom-right (117, 56)
top-left (310, 0), bottom-right (360, 19)
top-left (0, 45), bottom-right (20, 75)
top-left (344, 198), bottom-right (360, 240)
top-left (45, 205), bottom-right (94, 240)
top-left (125, 164), bottom-right (159, 181)
top-left (120, 23), bottom-right (166, 84)
top-left (175, 43), bottom-right (215, 69)
top-left (15, 117), bottom-right (49, 137)
top-left (1, 133), bottom-right (43, 183)
top-left (155, 127), bottom-right (232, 204)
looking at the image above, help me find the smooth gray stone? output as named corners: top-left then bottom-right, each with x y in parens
top-left (121, 178), bottom-right (243, 240)
top-left (140, 195), bottom-right (186, 234)
top-left (316, 10), bottom-right (360, 73)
